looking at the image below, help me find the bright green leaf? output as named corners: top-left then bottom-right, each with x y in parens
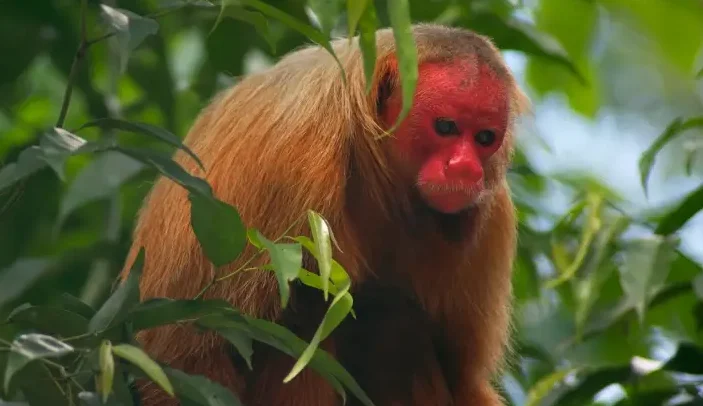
top-left (88, 248), bottom-right (144, 333)
top-left (306, 210), bottom-right (333, 299)
top-left (112, 344), bottom-right (174, 396)
top-left (256, 231), bottom-right (302, 307)
top-left (99, 5), bottom-right (159, 73)
top-left (99, 341), bottom-right (115, 403)
top-left (639, 116), bottom-right (703, 196)
top-left (347, 0), bottom-right (371, 37)
top-left (357, 0), bottom-right (378, 93)
top-left (525, 368), bottom-right (580, 406)
top-left (655, 184), bottom-right (703, 236)
top-left (189, 192), bottom-right (247, 267)
top-left (386, 0), bottom-right (417, 132)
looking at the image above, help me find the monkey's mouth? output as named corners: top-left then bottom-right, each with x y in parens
top-left (416, 181), bottom-right (484, 214)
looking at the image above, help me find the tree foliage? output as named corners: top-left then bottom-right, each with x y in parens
top-left (1, 0), bottom-right (702, 405)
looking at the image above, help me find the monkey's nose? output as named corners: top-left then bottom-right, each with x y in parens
top-left (444, 155), bottom-right (483, 182)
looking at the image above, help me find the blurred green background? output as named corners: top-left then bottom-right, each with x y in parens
top-left (1, 0), bottom-right (703, 405)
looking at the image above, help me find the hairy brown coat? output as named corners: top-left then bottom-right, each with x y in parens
top-left (122, 23), bottom-right (529, 406)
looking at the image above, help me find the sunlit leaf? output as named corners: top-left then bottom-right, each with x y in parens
top-left (525, 368), bottom-right (580, 406)
top-left (38, 128), bottom-right (87, 180)
top-left (654, 184), bottom-right (703, 236)
top-left (549, 365), bottom-right (633, 405)
top-left (0, 258), bottom-right (54, 310)
top-left (307, 0), bottom-right (343, 37)
top-left (57, 151), bottom-right (144, 230)
top-left (76, 118), bottom-right (204, 169)
top-left (99, 341), bottom-right (115, 403)
top-left (618, 235), bottom-right (678, 322)
top-left (99, 5), bottom-right (159, 73)
top-left (639, 116), bottom-right (703, 196)
top-left (3, 333), bottom-right (74, 392)
top-left (347, 0), bottom-right (371, 37)
top-left (88, 248), bottom-right (144, 333)
top-left (284, 281), bottom-right (353, 382)
top-left (255, 231), bottom-right (302, 307)
top-left (386, 0), bottom-right (418, 131)
top-left (305, 211), bottom-right (333, 299)
top-left (112, 344), bottom-right (174, 396)
top-left (189, 192), bottom-right (247, 267)
top-left (165, 367), bottom-right (242, 406)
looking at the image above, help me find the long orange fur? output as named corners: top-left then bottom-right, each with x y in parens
top-left (121, 23), bottom-right (530, 406)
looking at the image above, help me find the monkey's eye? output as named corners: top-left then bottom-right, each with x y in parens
top-left (474, 130), bottom-right (496, 146)
top-left (434, 118), bottom-right (460, 136)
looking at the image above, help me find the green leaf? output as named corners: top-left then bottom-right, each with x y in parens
top-left (525, 368), bottom-right (580, 406)
top-left (550, 365), bottom-right (633, 405)
top-left (78, 391), bottom-right (123, 406)
top-left (99, 5), bottom-right (160, 73)
top-left (386, 0), bottom-right (418, 131)
top-left (214, 6), bottom-right (277, 53)
top-left (38, 128), bottom-right (88, 180)
top-left (197, 316), bottom-right (254, 370)
top-left (57, 151), bottom-right (144, 230)
top-left (654, 184), bottom-right (703, 236)
top-left (0, 258), bottom-right (54, 310)
top-left (7, 305), bottom-right (89, 338)
top-left (256, 231), bottom-right (303, 307)
top-left (347, 0), bottom-right (371, 37)
top-left (697, 66), bottom-right (703, 79)
top-left (618, 235), bottom-right (678, 322)
top-left (112, 344), bottom-right (174, 396)
top-left (128, 298), bottom-right (233, 331)
top-left (663, 342), bottom-right (703, 375)
top-left (99, 341), bottom-right (115, 403)
top-left (4, 333), bottom-right (75, 392)
top-left (88, 248), bottom-right (144, 333)
top-left (693, 273), bottom-right (703, 300)
top-left (357, 1), bottom-right (378, 93)
top-left (76, 118), bottom-right (204, 170)
top-left (116, 147), bottom-right (213, 197)
top-left (639, 116), bottom-right (703, 196)
top-left (165, 367), bottom-right (243, 406)
top-left (189, 192), bottom-right (247, 267)
top-left (49, 293), bottom-right (96, 319)
top-left (0, 146), bottom-right (47, 192)
top-left (306, 211), bottom-right (333, 299)
top-left (284, 280), bottom-right (353, 383)
top-left (307, 0), bottom-right (343, 37)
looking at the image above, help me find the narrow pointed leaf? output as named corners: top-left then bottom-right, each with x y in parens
top-left (654, 184), bottom-right (703, 236)
top-left (112, 344), bottom-right (174, 396)
top-left (386, 0), bottom-right (417, 132)
top-left (99, 341), bottom-right (115, 403)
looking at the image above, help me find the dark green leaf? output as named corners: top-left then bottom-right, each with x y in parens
top-left (0, 147), bottom-right (48, 192)
top-left (48, 293), bottom-right (96, 319)
top-left (128, 298), bottom-right (233, 331)
top-left (0, 258), bottom-right (54, 310)
top-left (99, 341), bottom-right (115, 403)
top-left (655, 184), bottom-right (703, 236)
top-left (215, 6), bottom-right (277, 53)
top-left (189, 192), bottom-right (247, 267)
top-left (112, 344), bottom-right (174, 396)
top-left (386, 0), bottom-right (418, 131)
top-left (639, 116), bottom-right (703, 195)
top-left (618, 236), bottom-right (678, 322)
top-left (256, 232), bottom-right (302, 307)
top-left (78, 391), bottom-right (123, 406)
top-left (165, 367), bottom-right (242, 406)
top-left (57, 151), bottom-right (144, 230)
top-left (663, 342), bottom-right (703, 375)
top-left (88, 249), bottom-right (144, 333)
top-left (116, 147), bottom-right (212, 197)
top-left (693, 273), bottom-right (703, 300)
top-left (197, 316), bottom-right (253, 370)
top-left (7, 305), bottom-right (89, 338)
top-left (99, 5), bottom-right (159, 73)
top-left (4, 333), bottom-right (74, 392)
top-left (76, 118), bottom-right (204, 170)
top-left (551, 365), bottom-right (633, 405)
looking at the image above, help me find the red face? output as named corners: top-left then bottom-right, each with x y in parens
top-left (382, 59), bottom-right (510, 214)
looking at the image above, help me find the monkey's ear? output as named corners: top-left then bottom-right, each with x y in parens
top-left (375, 57), bottom-right (399, 118)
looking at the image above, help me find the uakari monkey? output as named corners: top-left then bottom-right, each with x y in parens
top-left (122, 23), bottom-right (529, 406)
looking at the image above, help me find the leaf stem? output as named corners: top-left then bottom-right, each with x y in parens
top-left (56, 0), bottom-right (89, 128)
